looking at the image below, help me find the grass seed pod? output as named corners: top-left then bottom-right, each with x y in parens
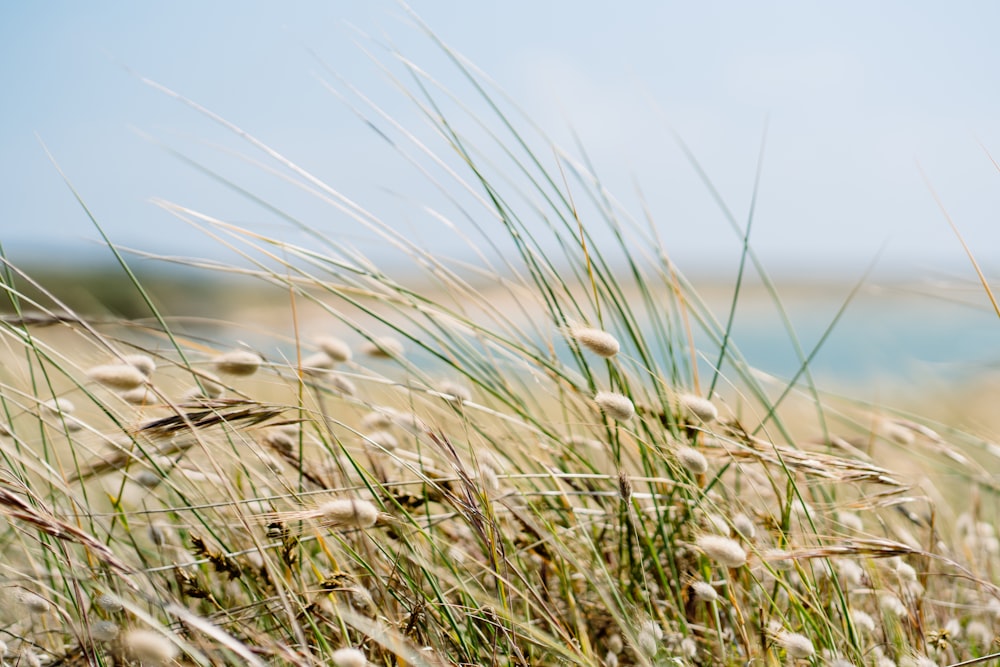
top-left (14, 589), bottom-right (49, 614)
top-left (571, 325), bottom-right (620, 358)
top-left (438, 380), bottom-right (472, 403)
top-left (214, 350), bottom-right (263, 376)
top-left (594, 391), bottom-right (634, 422)
top-left (317, 336), bottom-right (352, 363)
top-left (301, 352), bottom-right (334, 376)
top-left (185, 372), bottom-right (224, 399)
top-left (677, 446), bottom-right (708, 474)
top-left (362, 336), bottom-right (404, 358)
top-left (331, 647), bottom-right (367, 667)
top-left (777, 631), bottom-right (814, 659)
top-left (122, 354), bottom-right (156, 377)
top-left (691, 581), bottom-right (718, 602)
top-left (91, 620), bottom-right (119, 642)
top-left (679, 393), bottom-right (718, 423)
top-left (125, 629), bottom-right (179, 665)
top-left (87, 364), bottom-right (147, 391)
top-left (695, 535), bottom-right (747, 568)
top-left (316, 499), bottom-right (380, 528)
top-left (41, 398), bottom-right (76, 416)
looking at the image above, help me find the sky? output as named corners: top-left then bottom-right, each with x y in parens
top-left (3, 1), bottom-right (1000, 282)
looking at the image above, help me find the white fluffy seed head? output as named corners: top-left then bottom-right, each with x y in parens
top-left (594, 392), bottom-right (635, 422)
top-left (363, 430), bottom-right (398, 452)
top-left (636, 620), bottom-right (662, 657)
top-left (878, 419), bottom-right (914, 445)
top-left (966, 620), bottom-right (991, 645)
top-left (186, 372), bottom-right (224, 399)
top-left (317, 499), bottom-right (379, 528)
top-left (851, 610), bottom-right (876, 633)
top-left (360, 410), bottom-right (392, 430)
top-left (329, 374), bottom-right (357, 396)
top-left (120, 386), bottom-right (156, 405)
top-left (87, 364), bottom-right (147, 391)
top-left (362, 336), bottom-right (404, 358)
top-left (733, 513), bottom-right (756, 539)
top-left (95, 593), bottom-right (123, 613)
top-left (302, 352), bottom-right (335, 376)
top-left (571, 326), bottom-right (620, 358)
top-left (691, 581), bottom-right (718, 602)
top-left (122, 354), bottom-right (156, 377)
top-left (837, 559), bottom-right (864, 587)
top-left (14, 589), bottom-right (49, 614)
top-left (438, 380), bottom-right (472, 403)
top-left (778, 631), bottom-right (815, 659)
top-left (880, 593), bottom-right (907, 617)
top-left (679, 394), bottom-right (718, 423)
top-left (677, 447), bottom-right (708, 474)
top-left (331, 647), bottom-right (367, 667)
top-left (704, 513), bottom-right (730, 535)
top-left (213, 350), bottom-right (263, 376)
top-left (695, 535), bottom-right (747, 568)
top-left (836, 511), bottom-right (864, 533)
top-left (317, 337), bottom-right (353, 364)
top-left (42, 397), bottom-right (75, 416)
top-left (896, 561), bottom-right (917, 582)
top-left (90, 620), bottom-right (120, 642)
top-left (125, 629), bottom-right (179, 665)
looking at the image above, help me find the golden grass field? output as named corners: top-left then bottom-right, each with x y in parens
top-left (2, 22), bottom-right (1000, 667)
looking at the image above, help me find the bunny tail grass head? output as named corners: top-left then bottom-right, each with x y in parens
top-left (316, 336), bottom-right (353, 363)
top-left (122, 353), bottom-right (156, 377)
top-left (301, 352), bottom-right (335, 376)
top-left (695, 534), bottom-right (747, 568)
top-left (316, 499), bottom-right (380, 528)
top-left (570, 325), bottom-right (620, 358)
top-left (87, 363), bottom-right (148, 391)
top-left (776, 630), bottom-right (815, 659)
top-left (362, 336), bottom-right (404, 358)
top-left (12, 588), bottom-right (49, 614)
top-left (41, 397), bottom-right (75, 416)
top-left (269, 498), bottom-right (381, 531)
top-left (90, 620), bottom-right (120, 642)
top-left (594, 391), bottom-right (635, 422)
top-left (213, 350), bottom-right (264, 376)
top-left (331, 647), bottom-right (368, 667)
top-left (679, 393), bottom-right (718, 423)
top-left (677, 446), bottom-right (708, 474)
top-left (691, 580), bottom-right (718, 602)
top-left (124, 628), bottom-right (179, 665)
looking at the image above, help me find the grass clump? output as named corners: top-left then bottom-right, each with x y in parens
top-left (1, 16), bottom-right (1000, 667)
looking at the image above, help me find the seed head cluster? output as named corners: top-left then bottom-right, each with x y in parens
top-left (696, 534), bottom-right (747, 568)
top-left (314, 499), bottom-right (380, 529)
top-left (124, 629), bottom-right (178, 665)
top-left (679, 393), bottom-right (718, 423)
top-left (331, 647), bottom-right (368, 667)
top-left (87, 364), bottom-right (147, 391)
top-left (317, 336), bottom-right (353, 363)
top-left (570, 325), bottom-right (620, 358)
top-left (213, 350), bottom-right (264, 376)
top-left (677, 446), bottom-right (708, 474)
top-left (594, 391), bottom-right (635, 422)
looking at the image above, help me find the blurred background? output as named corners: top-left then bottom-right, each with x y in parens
top-left (2, 1), bottom-right (1000, 387)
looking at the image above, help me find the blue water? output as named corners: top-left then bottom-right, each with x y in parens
top-left (698, 285), bottom-right (1000, 386)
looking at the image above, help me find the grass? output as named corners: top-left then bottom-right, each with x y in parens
top-left (1, 16), bottom-right (1000, 667)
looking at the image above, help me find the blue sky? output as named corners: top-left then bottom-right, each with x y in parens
top-left (3, 2), bottom-right (1000, 280)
